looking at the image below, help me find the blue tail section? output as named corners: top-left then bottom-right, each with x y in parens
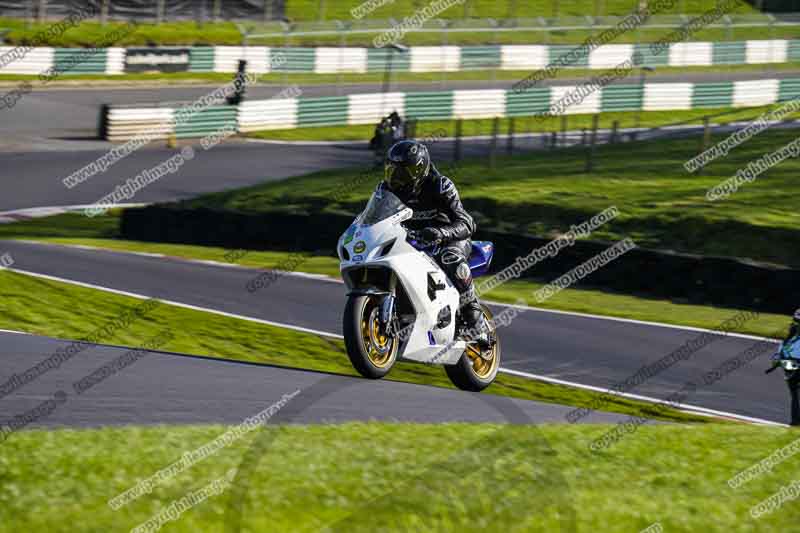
top-left (468, 241), bottom-right (494, 277)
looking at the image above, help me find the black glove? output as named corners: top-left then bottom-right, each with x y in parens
top-left (410, 227), bottom-right (443, 246)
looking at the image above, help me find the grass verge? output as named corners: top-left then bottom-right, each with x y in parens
top-left (1, 423), bottom-right (797, 532)
top-left (0, 268), bottom-right (708, 423)
top-left (0, 2), bottom-right (785, 48)
top-left (195, 125), bottom-right (800, 268)
top-left (3, 231), bottom-right (790, 340)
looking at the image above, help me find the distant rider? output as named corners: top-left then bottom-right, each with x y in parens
top-left (778, 308), bottom-right (800, 426)
top-left (380, 140), bottom-right (492, 349)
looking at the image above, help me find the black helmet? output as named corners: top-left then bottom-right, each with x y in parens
top-left (384, 140), bottom-right (430, 195)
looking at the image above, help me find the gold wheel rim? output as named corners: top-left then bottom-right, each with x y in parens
top-left (361, 304), bottom-right (393, 368)
top-left (465, 308), bottom-right (499, 379)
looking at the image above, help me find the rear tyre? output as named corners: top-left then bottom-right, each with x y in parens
top-left (343, 295), bottom-right (398, 379)
top-left (445, 305), bottom-right (501, 392)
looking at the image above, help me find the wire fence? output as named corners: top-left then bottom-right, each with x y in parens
top-left (239, 14), bottom-right (800, 47)
top-left (1, 0), bottom-right (799, 26)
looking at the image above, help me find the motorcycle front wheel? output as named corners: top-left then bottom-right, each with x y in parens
top-left (343, 295), bottom-right (399, 379)
top-left (445, 304), bottom-right (501, 392)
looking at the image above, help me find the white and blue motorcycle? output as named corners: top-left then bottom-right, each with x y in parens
top-left (337, 188), bottom-right (500, 391)
top-left (766, 335), bottom-right (800, 425)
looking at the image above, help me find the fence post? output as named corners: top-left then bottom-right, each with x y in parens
top-left (611, 120), bottom-right (619, 143)
top-left (283, 29), bottom-right (291, 86)
top-left (507, 118), bottom-right (515, 155)
top-left (581, 128), bottom-right (587, 145)
top-left (489, 18), bottom-right (499, 82)
top-left (157, 0), bottom-right (165, 24)
top-left (454, 119), bottom-right (463, 162)
top-left (585, 114), bottom-right (599, 172)
top-left (489, 116), bottom-right (499, 169)
top-left (213, 0), bottom-right (222, 22)
top-left (100, 0), bottom-right (109, 26)
top-left (560, 115), bottom-right (567, 147)
top-left (550, 131), bottom-right (557, 149)
top-left (440, 20), bottom-right (449, 90)
top-left (336, 22), bottom-right (346, 96)
top-left (37, 0), bottom-right (47, 24)
top-left (697, 116), bottom-right (711, 174)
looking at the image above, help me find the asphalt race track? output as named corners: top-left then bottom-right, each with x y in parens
top-left (0, 72), bottom-right (792, 429)
top-left (1, 69), bottom-right (796, 150)
top-left (0, 240), bottom-right (788, 425)
top-left (0, 330), bottom-right (634, 427)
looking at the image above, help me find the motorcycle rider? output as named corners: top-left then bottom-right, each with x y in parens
top-left (782, 309), bottom-right (800, 425)
top-left (380, 140), bottom-right (493, 350)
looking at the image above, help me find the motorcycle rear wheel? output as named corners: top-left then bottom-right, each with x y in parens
top-left (445, 304), bottom-right (501, 392)
top-left (343, 295), bottom-right (399, 379)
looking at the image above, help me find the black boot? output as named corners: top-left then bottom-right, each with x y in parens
top-left (459, 290), bottom-right (494, 351)
top-left (788, 373), bottom-right (800, 426)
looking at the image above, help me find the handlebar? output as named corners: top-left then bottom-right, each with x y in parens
top-left (407, 231), bottom-right (439, 254)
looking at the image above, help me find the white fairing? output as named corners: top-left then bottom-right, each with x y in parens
top-left (338, 192), bottom-right (466, 365)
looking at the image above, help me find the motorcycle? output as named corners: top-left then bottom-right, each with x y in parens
top-left (765, 335), bottom-right (800, 425)
top-left (369, 114), bottom-right (405, 162)
top-left (337, 188), bottom-right (500, 391)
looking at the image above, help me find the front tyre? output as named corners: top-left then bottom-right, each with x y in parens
top-left (445, 305), bottom-right (501, 392)
top-left (343, 295), bottom-right (399, 379)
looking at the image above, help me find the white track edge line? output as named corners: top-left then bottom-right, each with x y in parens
top-left (7, 267), bottom-right (782, 426)
top-left (8, 267), bottom-right (343, 340)
top-left (485, 300), bottom-right (781, 344)
top-left (498, 368), bottom-right (786, 427)
top-left (0, 328), bottom-right (33, 336)
top-left (12, 240), bottom-right (781, 342)
top-left (10, 240), bottom-right (782, 343)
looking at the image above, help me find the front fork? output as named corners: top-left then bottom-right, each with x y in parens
top-left (379, 272), bottom-right (398, 336)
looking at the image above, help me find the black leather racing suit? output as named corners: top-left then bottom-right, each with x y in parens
top-left (379, 164), bottom-right (483, 329)
top-left (784, 317), bottom-right (800, 425)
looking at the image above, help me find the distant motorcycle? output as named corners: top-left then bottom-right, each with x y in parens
top-left (765, 335), bottom-right (800, 425)
top-left (369, 113), bottom-right (405, 159)
top-left (337, 187), bottom-right (499, 391)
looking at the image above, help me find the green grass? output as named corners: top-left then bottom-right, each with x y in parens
top-left (196, 123), bottom-right (800, 268)
top-left (0, 268), bottom-right (707, 423)
top-left (247, 105), bottom-right (794, 142)
top-left (0, 1), bottom-right (786, 48)
top-left (9, 233), bottom-right (790, 340)
top-left (0, 18), bottom-right (243, 47)
top-left (0, 210), bottom-right (791, 338)
top-left (287, 0), bottom-right (761, 19)
top-left (250, 25), bottom-right (800, 47)
top-left (2, 423), bottom-right (799, 532)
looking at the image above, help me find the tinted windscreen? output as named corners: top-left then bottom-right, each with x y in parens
top-left (360, 190), bottom-right (406, 225)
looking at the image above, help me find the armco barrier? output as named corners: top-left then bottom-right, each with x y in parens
top-left (120, 206), bottom-right (800, 315)
top-left (0, 39), bottom-right (798, 75)
top-left (104, 77), bottom-right (800, 141)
